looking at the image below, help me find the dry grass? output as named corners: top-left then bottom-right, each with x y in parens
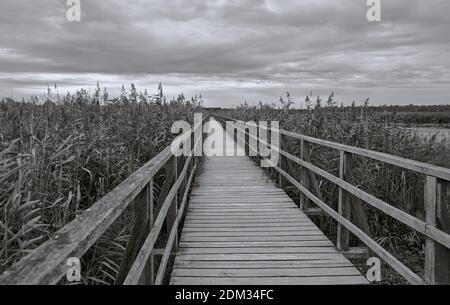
top-left (0, 84), bottom-right (202, 284)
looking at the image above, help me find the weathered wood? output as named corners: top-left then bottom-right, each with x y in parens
top-left (438, 180), bottom-right (450, 232)
top-left (188, 208), bottom-right (299, 213)
top-left (0, 115), bottom-right (207, 285)
top-left (148, 179), bottom-right (155, 285)
top-left (301, 143), bottom-right (324, 202)
top-left (181, 236), bottom-right (328, 242)
top-left (179, 240), bottom-right (333, 247)
top-left (171, 276), bottom-right (367, 285)
top-left (425, 177), bottom-right (450, 284)
top-left (6, 113), bottom-right (449, 286)
top-left (300, 139), bottom-right (308, 210)
top-left (154, 162), bottom-right (175, 217)
top-left (277, 148), bottom-right (448, 246)
top-left (173, 267), bottom-right (361, 277)
top-left (270, 160), bottom-right (424, 285)
top-left (180, 247), bottom-right (339, 254)
top-left (425, 176), bottom-right (437, 284)
top-left (304, 208), bottom-right (323, 216)
top-left (123, 153), bottom-right (194, 285)
top-left (184, 210), bottom-right (305, 217)
top-left (221, 115), bottom-right (450, 242)
top-left (337, 151), bottom-right (350, 251)
top-left (136, 181), bottom-right (156, 285)
top-left (236, 125), bottom-right (325, 208)
top-left (186, 214), bottom-right (306, 220)
top-left (175, 253), bottom-right (350, 261)
top-left (278, 135), bottom-right (284, 188)
top-left (279, 129), bottom-right (450, 181)
top-left (171, 120), bottom-right (367, 285)
top-left (344, 156), bottom-right (371, 236)
top-left (115, 184), bottom-right (151, 285)
top-left (185, 219), bottom-right (310, 224)
top-left (154, 162), bottom-right (197, 285)
top-left (437, 179), bottom-right (450, 284)
top-left (167, 156), bottom-right (178, 252)
top-left (342, 247), bottom-right (370, 260)
top-left (282, 140), bottom-right (299, 192)
top-left (182, 231), bottom-right (324, 237)
top-left (183, 223), bottom-right (317, 228)
top-left (0, 145), bottom-right (173, 285)
top-left (173, 260), bottom-right (353, 269)
top-left (182, 227), bottom-right (316, 233)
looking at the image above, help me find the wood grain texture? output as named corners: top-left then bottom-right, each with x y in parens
top-left (269, 160), bottom-right (425, 285)
top-left (170, 119), bottom-right (367, 285)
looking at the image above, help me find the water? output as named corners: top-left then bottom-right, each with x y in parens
top-left (408, 127), bottom-right (450, 141)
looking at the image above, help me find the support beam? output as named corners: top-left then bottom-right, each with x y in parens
top-left (148, 180), bottom-right (155, 285)
top-left (278, 135), bottom-right (284, 188)
top-left (342, 247), bottom-right (370, 260)
top-left (337, 151), bottom-right (351, 251)
top-left (115, 184), bottom-right (151, 284)
top-left (299, 140), bottom-right (308, 210)
top-left (345, 156), bottom-right (371, 236)
top-left (425, 177), bottom-right (450, 284)
top-left (167, 156), bottom-right (179, 253)
top-left (303, 208), bottom-right (323, 216)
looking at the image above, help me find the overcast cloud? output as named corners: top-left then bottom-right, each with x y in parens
top-left (0, 0), bottom-right (449, 107)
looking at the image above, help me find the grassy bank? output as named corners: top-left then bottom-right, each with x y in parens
top-left (0, 85), bottom-right (202, 284)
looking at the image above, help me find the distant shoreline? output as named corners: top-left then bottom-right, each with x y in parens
top-left (397, 123), bottom-right (450, 129)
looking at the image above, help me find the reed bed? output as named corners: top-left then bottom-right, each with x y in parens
top-left (0, 84), bottom-right (202, 284)
top-left (219, 94), bottom-right (450, 283)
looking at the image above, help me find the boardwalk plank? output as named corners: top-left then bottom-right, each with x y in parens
top-left (179, 241), bottom-right (334, 247)
top-left (170, 276), bottom-right (368, 285)
top-left (179, 247), bottom-right (339, 254)
top-left (181, 236), bottom-right (329, 242)
top-left (170, 118), bottom-right (368, 285)
top-left (172, 267), bottom-right (361, 277)
top-left (173, 260), bottom-right (353, 269)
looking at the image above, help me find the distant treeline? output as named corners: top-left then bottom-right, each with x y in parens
top-left (207, 104), bottom-right (450, 125)
top-left (374, 105), bottom-right (450, 125)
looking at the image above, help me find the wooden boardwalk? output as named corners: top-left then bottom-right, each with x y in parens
top-left (170, 120), bottom-right (368, 285)
top-left (2, 117), bottom-right (449, 285)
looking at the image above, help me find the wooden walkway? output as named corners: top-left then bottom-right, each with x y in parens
top-left (170, 120), bottom-right (368, 285)
top-left (2, 116), bottom-right (449, 285)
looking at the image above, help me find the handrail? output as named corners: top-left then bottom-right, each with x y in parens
top-left (265, 159), bottom-right (424, 285)
top-left (280, 129), bottom-right (450, 181)
top-left (154, 161), bottom-right (197, 285)
top-left (124, 132), bottom-right (203, 284)
top-left (220, 115), bottom-right (450, 180)
top-left (0, 114), bottom-right (208, 285)
top-left (217, 114), bottom-right (450, 285)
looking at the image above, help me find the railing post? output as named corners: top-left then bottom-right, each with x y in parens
top-left (344, 157), bottom-right (371, 236)
top-left (278, 135), bottom-right (284, 188)
top-left (172, 156), bottom-right (179, 252)
top-left (299, 139), bottom-right (308, 210)
top-left (148, 179), bottom-right (154, 285)
top-left (425, 176), bottom-right (450, 284)
top-left (337, 151), bottom-right (351, 251)
top-left (138, 181), bottom-right (155, 285)
top-left (114, 183), bottom-right (151, 284)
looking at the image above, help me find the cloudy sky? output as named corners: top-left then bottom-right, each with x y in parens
top-left (0, 0), bottom-right (449, 107)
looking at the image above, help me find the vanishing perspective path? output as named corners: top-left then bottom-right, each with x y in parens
top-left (170, 119), bottom-right (368, 284)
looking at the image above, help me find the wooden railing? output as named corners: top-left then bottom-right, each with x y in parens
top-left (2, 113), bottom-right (448, 285)
top-left (0, 115), bottom-right (207, 285)
top-left (217, 115), bottom-right (450, 285)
